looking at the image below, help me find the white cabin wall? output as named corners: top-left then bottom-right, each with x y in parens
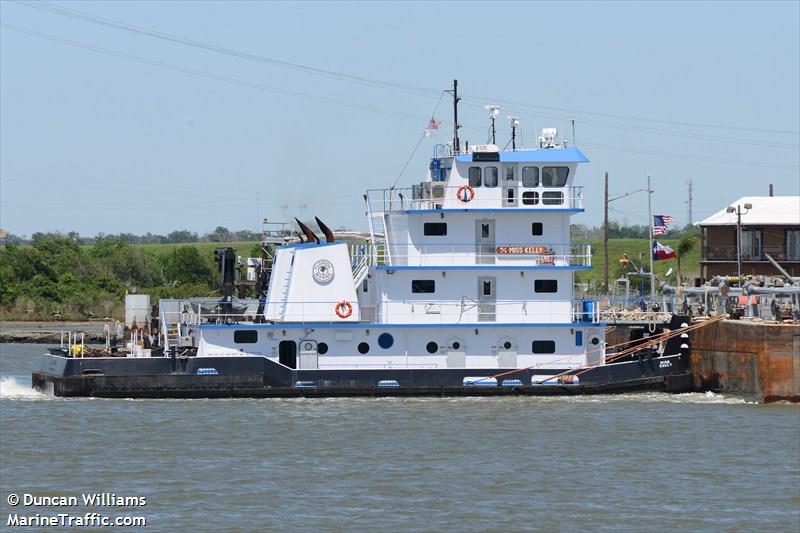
top-left (265, 242), bottom-right (359, 322)
top-left (197, 324), bottom-right (594, 369)
top-left (386, 212), bottom-right (573, 266)
top-left (373, 269), bottom-right (574, 324)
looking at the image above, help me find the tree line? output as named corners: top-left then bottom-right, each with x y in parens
top-left (0, 236), bottom-right (237, 320)
top-left (0, 226), bottom-right (261, 246)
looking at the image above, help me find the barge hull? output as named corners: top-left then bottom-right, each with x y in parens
top-left (32, 351), bottom-right (691, 398)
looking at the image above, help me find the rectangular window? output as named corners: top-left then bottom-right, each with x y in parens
top-left (531, 222), bottom-right (543, 236)
top-left (575, 331), bottom-right (583, 346)
top-left (522, 166), bottom-right (539, 187)
top-left (541, 166), bottom-right (569, 187)
top-left (742, 230), bottom-right (762, 260)
top-left (468, 167), bottom-right (482, 187)
top-left (484, 166), bottom-right (499, 187)
top-left (482, 280), bottom-right (493, 296)
top-left (532, 340), bottom-right (556, 354)
top-left (522, 191), bottom-right (539, 205)
top-left (787, 230), bottom-right (800, 260)
top-left (505, 166), bottom-right (515, 181)
top-left (542, 191), bottom-right (564, 205)
top-left (534, 280), bottom-right (558, 293)
top-left (423, 222), bottom-right (448, 236)
top-left (411, 280), bottom-right (436, 293)
top-left (234, 330), bottom-right (258, 344)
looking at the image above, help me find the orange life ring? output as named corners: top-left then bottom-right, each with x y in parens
top-left (456, 184), bottom-right (475, 203)
top-left (335, 300), bottom-right (353, 319)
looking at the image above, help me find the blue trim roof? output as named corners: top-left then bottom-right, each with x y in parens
top-left (455, 147), bottom-right (589, 164)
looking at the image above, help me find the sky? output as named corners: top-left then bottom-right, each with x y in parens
top-left (1, 0), bottom-right (798, 237)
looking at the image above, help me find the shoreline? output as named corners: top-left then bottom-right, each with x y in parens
top-left (1, 321), bottom-right (112, 344)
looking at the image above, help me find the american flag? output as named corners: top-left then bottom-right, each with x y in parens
top-left (426, 117), bottom-right (442, 130)
top-left (653, 214), bottom-right (674, 236)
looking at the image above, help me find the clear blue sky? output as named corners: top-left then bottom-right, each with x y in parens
top-left (1, 0), bottom-right (798, 236)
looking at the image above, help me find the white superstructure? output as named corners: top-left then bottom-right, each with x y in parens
top-left (176, 130), bottom-right (606, 373)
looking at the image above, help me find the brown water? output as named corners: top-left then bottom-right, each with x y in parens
top-left (2, 343), bottom-right (799, 532)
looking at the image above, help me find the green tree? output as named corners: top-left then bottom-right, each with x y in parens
top-left (163, 246), bottom-right (216, 287)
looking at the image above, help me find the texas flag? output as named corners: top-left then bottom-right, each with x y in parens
top-left (652, 241), bottom-right (677, 260)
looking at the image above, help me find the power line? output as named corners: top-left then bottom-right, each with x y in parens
top-left (460, 95), bottom-right (800, 137)
top-left (4, 23), bottom-right (798, 173)
top-left (20, 1), bottom-right (440, 100)
top-left (581, 140), bottom-right (799, 170)
top-left (1, 23), bottom-right (428, 123)
top-left (18, 0), bottom-right (800, 138)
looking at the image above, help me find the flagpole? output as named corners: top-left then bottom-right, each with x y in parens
top-left (647, 175), bottom-right (655, 305)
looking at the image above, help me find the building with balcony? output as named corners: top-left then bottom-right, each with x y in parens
top-left (698, 195), bottom-right (800, 278)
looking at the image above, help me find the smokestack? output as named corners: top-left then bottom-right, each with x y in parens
top-left (769, 184), bottom-right (774, 197)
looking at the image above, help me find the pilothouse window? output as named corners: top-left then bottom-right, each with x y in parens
top-left (541, 166), bottom-right (569, 187)
top-left (522, 167), bottom-right (539, 187)
top-left (468, 167), bottom-right (482, 187)
top-left (484, 167), bottom-right (498, 187)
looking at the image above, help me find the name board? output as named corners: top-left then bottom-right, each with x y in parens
top-left (496, 246), bottom-right (550, 255)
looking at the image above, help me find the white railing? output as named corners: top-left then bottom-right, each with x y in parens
top-left (382, 243), bottom-right (591, 267)
top-left (350, 243), bottom-right (374, 287)
top-left (375, 299), bottom-right (580, 324)
top-left (157, 298), bottom-right (602, 326)
top-left (366, 185), bottom-right (584, 213)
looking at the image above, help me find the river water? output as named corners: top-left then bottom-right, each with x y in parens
top-left (1, 343), bottom-right (798, 532)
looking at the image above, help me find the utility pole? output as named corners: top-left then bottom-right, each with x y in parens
top-left (686, 179), bottom-right (693, 227)
top-left (727, 202), bottom-right (752, 282)
top-left (603, 172), bottom-right (609, 293)
top-left (647, 176), bottom-right (655, 304)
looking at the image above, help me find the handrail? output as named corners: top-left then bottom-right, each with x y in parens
top-left (367, 185), bottom-right (584, 212)
top-left (379, 242), bottom-right (592, 267)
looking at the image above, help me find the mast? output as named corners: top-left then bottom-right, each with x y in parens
top-left (448, 79), bottom-right (461, 153)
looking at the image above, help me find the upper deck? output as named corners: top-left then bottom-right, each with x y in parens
top-left (367, 145), bottom-right (588, 214)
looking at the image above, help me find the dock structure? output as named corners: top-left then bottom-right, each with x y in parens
top-left (689, 319), bottom-right (799, 402)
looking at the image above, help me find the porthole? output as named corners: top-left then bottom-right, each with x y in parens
top-left (451, 341), bottom-right (461, 350)
top-left (358, 342), bottom-right (370, 354)
top-left (503, 341), bottom-right (512, 350)
top-left (426, 341), bottom-right (438, 354)
top-left (378, 333), bottom-right (394, 349)
top-left (317, 342), bottom-right (329, 355)
top-left (590, 337), bottom-right (601, 346)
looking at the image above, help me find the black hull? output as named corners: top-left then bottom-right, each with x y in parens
top-left (32, 349), bottom-right (692, 399)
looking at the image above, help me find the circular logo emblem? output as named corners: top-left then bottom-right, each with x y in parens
top-left (312, 259), bottom-right (335, 283)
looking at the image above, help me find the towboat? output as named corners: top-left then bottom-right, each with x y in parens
top-left (33, 82), bottom-right (692, 398)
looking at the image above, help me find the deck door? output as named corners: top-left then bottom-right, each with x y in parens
top-left (477, 277), bottom-right (496, 322)
top-left (475, 219), bottom-right (496, 265)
